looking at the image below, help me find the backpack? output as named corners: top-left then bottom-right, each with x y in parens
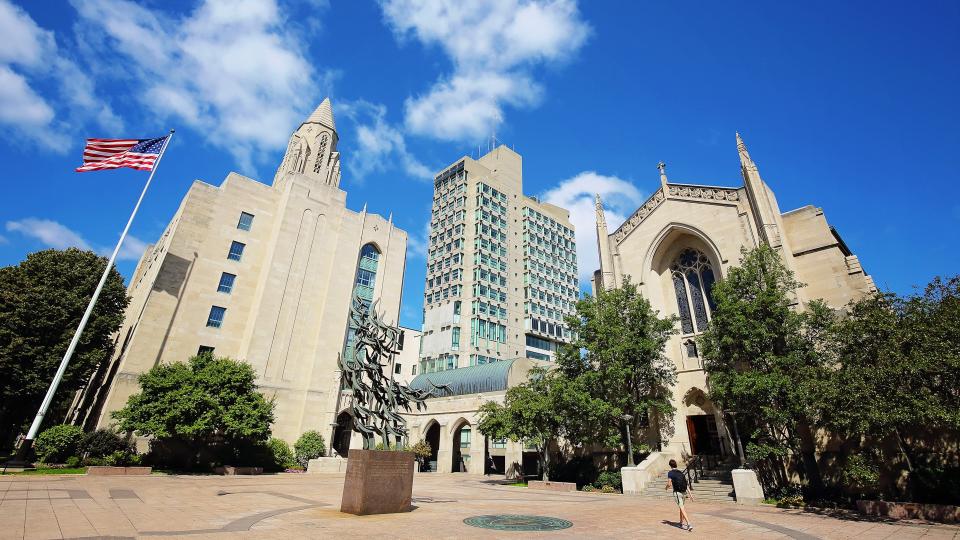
top-left (672, 471), bottom-right (688, 492)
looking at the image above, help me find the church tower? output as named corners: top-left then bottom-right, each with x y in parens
top-left (737, 132), bottom-right (783, 248)
top-left (273, 98), bottom-right (342, 188)
top-left (595, 194), bottom-right (616, 290)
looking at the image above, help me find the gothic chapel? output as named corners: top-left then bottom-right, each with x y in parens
top-left (593, 133), bottom-right (876, 459)
top-left (74, 99), bottom-right (409, 446)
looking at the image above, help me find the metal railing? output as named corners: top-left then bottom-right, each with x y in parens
top-left (683, 454), bottom-right (722, 486)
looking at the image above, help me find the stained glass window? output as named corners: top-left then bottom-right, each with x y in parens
top-left (342, 243), bottom-right (381, 364)
top-left (670, 248), bottom-right (717, 334)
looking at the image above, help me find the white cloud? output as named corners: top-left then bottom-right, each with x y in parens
top-left (0, 0), bottom-right (119, 150)
top-left (71, 0), bottom-right (333, 172)
top-left (338, 100), bottom-right (433, 183)
top-left (6, 218), bottom-right (93, 251)
top-left (541, 172), bottom-right (644, 284)
top-left (379, 0), bottom-right (590, 142)
top-left (6, 218), bottom-right (148, 261)
top-left (405, 220), bottom-right (432, 259)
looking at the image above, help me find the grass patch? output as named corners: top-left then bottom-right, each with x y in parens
top-left (505, 481), bottom-right (528, 487)
top-left (3, 467), bottom-right (87, 475)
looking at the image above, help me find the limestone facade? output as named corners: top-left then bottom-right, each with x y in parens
top-left (594, 134), bottom-right (876, 461)
top-left (75, 99), bottom-right (408, 445)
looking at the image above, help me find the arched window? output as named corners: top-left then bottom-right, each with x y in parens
top-left (313, 133), bottom-right (328, 174)
top-left (670, 248), bottom-right (717, 334)
top-left (342, 244), bottom-right (381, 363)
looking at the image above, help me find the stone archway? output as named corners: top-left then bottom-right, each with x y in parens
top-left (451, 420), bottom-right (472, 473)
top-left (424, 421), bottom-right (441, 472)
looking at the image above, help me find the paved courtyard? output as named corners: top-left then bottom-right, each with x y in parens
top-left (0, 472), bottom-right (957, 539)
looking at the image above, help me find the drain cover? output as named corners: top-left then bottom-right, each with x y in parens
top-left (463, 514), bottom-right (573, 531)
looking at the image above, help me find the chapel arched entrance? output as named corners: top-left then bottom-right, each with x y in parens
top-left (451, 420), bottom-right (472, 473)
top-left (332, 411), bottom-right (353, 457)
top-left (424, 421), bottom-right (440, 472)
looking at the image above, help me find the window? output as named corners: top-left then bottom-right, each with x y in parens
top-left (684, 340), bottom-right (698, 358)
top-left (459, 426), bottom-right (471, 448)
top-left (206, 306), bottom-right (226, 328)
top-left (217, 272), bottom-right (236, 293)
top-left (237, 212), bottom-right (254, 231)
top-left (493, 438), bottom-right (507, 449)
top-left (394, 363), bottom-right (402, 375)
top-left (198, 345), bottom-right (215, 356)
top-left (670, 248), bottom-right (717, 334)
top-left (411, 365), bottom-right (417, 375)
top-left (227, 241), bottom-right (245, 261)
top-left (451, 327), bottom-right (460, 351)
top-left (356, 268), bottom-right (376, 287)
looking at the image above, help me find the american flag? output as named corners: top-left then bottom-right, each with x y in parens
top-left (75, 135), bottom-right (169, 173)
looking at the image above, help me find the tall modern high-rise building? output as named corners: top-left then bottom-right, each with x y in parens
top-left (418, 145), bottom-right (578, 373)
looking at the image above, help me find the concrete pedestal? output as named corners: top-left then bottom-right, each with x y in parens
top-left (731, 469), bottom-right (764, 505)
top-left (307, 456), bottom-right (348, 473)
top-left (340, 449), bottom-right (415, 515)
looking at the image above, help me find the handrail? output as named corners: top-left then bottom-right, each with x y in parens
top-left (683, 455), bottom-right (703, 487)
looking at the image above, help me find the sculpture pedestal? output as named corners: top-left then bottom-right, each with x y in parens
top-left (731, 469), bottom-right (764, 505)
top-left (340, 449), bottom-right (415, 515)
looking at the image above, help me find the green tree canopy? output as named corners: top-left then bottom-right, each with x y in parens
top-left (477, 367), bottom-right (605, 480)
top-left (0, 248), bottom-right (128, 447)
top-left (698, 245), bottom-right (832, 489)
top-left (823, 277), bottom-right (960, 498)
top-left (112, 353), bottom-right (274, 467)
top-left (556, 277), bottom-right (677, 451)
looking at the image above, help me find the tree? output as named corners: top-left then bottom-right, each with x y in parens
top-left (0, 248), bottom-right (128, 448)
top-left (556, 277), bottom-right (677, 453)
top-left (477, 368), bottom-right (601, 481)
top-left (112, 354), bottom-right (274, 468)
top-left (824, 277), bottom-right (960, 499)
top-left (698, 245), bottom-right (832, 490)
top-left (293, 430), bottom-right (326, 467)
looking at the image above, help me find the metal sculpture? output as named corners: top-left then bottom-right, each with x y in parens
top-left (338, 296), bottom-right (433, 449)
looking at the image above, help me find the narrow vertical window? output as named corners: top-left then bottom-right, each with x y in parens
top-left (237, 212), bottom-right (254, 231)
top-left (671, 248), bottom-right (717, 334)
top-left (206, 306), bottom-right (226, 328)
top-left (217, 272), bottom-right (236, 293)
top-left (227, 241), bottom-right (245, 261)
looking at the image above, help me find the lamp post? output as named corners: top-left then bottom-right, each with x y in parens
top-left (622, 414), bottom-right (635, 467)
top-left (727, 411), bottom-right (746, 469)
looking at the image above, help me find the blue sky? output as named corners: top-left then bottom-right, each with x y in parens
top-left (1, 0), bottom-right (957, 328)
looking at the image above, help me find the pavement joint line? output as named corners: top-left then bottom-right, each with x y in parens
top-left (705, 509), bottom-right (823, 540)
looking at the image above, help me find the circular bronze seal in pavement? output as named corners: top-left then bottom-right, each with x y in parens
top-left (463, 514), bottom-right (573, 531)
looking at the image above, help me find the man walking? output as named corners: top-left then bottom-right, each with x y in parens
top-left (665, 459), bottom-right (694, 531)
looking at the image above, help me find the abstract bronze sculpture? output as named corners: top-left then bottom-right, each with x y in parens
top-left (338, 296), bottom-right (432, 449)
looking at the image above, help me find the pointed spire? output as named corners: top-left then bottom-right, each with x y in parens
top-left (306, 97), bottom-right (336, 131)
top-left (595, 194), bottom-right (607, 228)
top-left (657, 161), bottom-right (669, 192)
top-left (736, 132), bottom-right (752, 165)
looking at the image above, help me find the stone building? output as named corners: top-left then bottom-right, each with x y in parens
top-left (593, 133), bottom-right (876, 460)
top-left (74, 99), bottom-right (409, 445)
top-left (419, 145), bottom-right (578, 373)
top-left (405, 358), bottom-right (545, 476)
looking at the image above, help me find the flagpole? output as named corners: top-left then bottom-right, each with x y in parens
top-left (15, 129), bottom-right (175, 461)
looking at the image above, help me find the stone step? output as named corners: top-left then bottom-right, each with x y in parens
top-left (641, 491), bottom-right (736, 502)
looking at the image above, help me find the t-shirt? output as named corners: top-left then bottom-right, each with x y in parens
top-left (667, 469), bottom-right (687, 492)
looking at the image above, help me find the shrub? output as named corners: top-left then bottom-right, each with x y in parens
top-left (81, 429), bottom-right (130, 458)
top-left (267, 438), bottom-right (295, 471)
top-left (600, 485), bottom-right (617, 494)
top-left (104, 450), bottom-right (142, 467)
top-left (373, 442), bottom-right (409, 451)
top-left (112, 354), bottom-right (275, 470)
top-left (34, 424), bottom-right (84, 463)
top-left (582, 484), bottom-right (597, 492)
top-left (82, 456), bottom-right (105, 467)
top-left (294, 431), bottom-right (326, 467)
top-left (548, 456), bottom-right (598, 488)
top-left (65, 456), bottom-right (82, 468)
top-left (594, 471), bottom-right (622, 491)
